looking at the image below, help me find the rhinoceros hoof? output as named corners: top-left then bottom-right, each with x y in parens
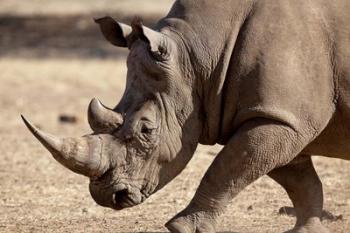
top-left (284, 224), bottom-right (330, 233)
top-left (165, 210), bottom-right (216, 233)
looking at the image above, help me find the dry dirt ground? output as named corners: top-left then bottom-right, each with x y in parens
top-left (0, 1), bottom-right (349, 232)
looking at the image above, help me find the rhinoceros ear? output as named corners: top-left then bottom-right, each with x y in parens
top-left (94, 16), bottom-right (131, 47)
top-left (130, 18), bottom-right (167, 58)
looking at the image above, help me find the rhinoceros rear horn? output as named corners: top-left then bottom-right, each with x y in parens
top-left (94, 16), bottom-right (132, 47)
top-left (88, 98), bottom-right (123, 133)
top-left (21, 115), bottom-right (109, 177)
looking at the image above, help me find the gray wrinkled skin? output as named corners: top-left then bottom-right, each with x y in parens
top-left (23, 0), bottom-right (350, 232)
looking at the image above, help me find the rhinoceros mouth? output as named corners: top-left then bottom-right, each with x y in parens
top-left (112, 189), bottom-right (134, 209)
top-left (111, 185), bottom-right (144, 210)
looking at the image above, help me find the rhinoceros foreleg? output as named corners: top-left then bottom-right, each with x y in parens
top-left (268, 155), bottom-right (329, 233)
top-left (166, 118), bottom-right (319, 233)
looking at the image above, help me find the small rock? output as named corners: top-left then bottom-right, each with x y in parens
top-left (82, 208), bottom-right (89, 213)
top-left (207, 151), bottom-right (217, 156)
top-left (58, 114), bottom-right (78, 124)
top-left (247, 205), bottom-right (253, 211)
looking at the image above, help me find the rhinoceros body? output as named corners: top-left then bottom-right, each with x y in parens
top-left (23, 0), bottom-right (350, 232)
top-left (164, 0), bottom-right (350, 158)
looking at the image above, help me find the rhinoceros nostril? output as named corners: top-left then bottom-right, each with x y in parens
top-left (113, 189), bottom-right (128, 205)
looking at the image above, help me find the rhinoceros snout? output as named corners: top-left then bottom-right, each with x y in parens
top-left (89, 182), bottom-right (117, 209)
top-left (89, 181), bottom-right (143, 210)
top-left (112, 187), bottom-right (143, 209)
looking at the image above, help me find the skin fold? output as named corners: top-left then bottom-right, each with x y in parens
top-left (23, 0), bottom-right (350, 232)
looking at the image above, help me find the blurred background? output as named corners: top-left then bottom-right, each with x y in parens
top-left (0, 0), bottom-right (173, 58)
top-left (0, 1), bottom-right (349, 232)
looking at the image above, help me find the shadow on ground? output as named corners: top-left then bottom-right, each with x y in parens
top-left (0, 12), bottom-right (161, 59)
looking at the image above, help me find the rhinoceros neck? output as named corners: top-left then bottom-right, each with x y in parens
top-left (158, 0), bottom-right (255, 145)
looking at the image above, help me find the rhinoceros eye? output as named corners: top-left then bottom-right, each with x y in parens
top-left (140, 121), bottom-right (158, 135)
top-left (141, 125), bottom-right (153, 134)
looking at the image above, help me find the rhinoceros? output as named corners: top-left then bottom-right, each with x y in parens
top-left (22, 0), bottom-right (350, 232)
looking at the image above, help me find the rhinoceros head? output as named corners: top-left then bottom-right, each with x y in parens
top-left (22, 17), bottom-right (201, 210)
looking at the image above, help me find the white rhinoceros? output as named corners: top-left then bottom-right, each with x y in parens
top-left (22, 0), bottom-right (350, 232)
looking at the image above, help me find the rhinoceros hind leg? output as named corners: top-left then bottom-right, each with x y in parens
top-left (268, 155), bottom-right (329, 233)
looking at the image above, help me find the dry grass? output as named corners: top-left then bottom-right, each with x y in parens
top-left (0, 1), bottom-right (349, 232)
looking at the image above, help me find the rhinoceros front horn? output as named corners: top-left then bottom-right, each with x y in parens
top-left (21, 115), bottom-right (109, 177)
top-left (88, 98), bottom-right (123, 133)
